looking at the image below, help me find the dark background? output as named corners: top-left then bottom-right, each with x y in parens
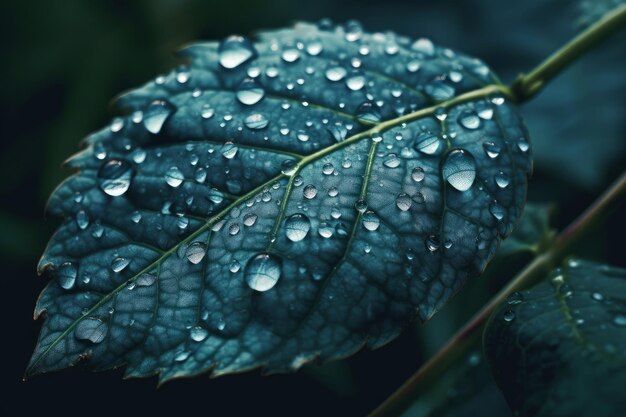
top-left (2, 0), bottom-right (625, 416)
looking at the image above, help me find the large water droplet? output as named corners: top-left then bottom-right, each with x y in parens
top-left (186, 242), bottom-right (207, 264)
top-left (244, 113), bottom-right (268, 129)
top-left (98, 159), bottom-right (134, 197)
top-left (221, 142), bottom-right (238, 159)
top-left (281, 159), bottom-right (298, 176)
top-left (457, 110), bottom-right (481, 130)
top-left (318, 222), bottom-right (334, 238)
top-left (281, 48), bottom-right (300, 63)
top-left (346, 74), bottom-right (365, 91)
top-left (325, 66), bottom-right (347, 81)
top-left (75, 317), bottom-right (108, 344)
top-left (285, 213), bottom-right (311, 242)
top-left (443, 150), bottom-right (476, 191)
top-left (495, 171), bottom-right (510, 188)
top-left (57, 262), bottom-right (78, 290)
top-left (165, 166), bottom-right (184, 188)
top-left (218, 35), bottom-right (257, 69)
top-left (396, 193), bottom-right (412, 211)
top-left (411, 167), bottom-right (425, 182)
top-left (483, 141), bottom-right (501, 159)
top-left (362, 211), bottom-right (380, 231)
top-left (143, 100), bottom-right (175, 134)
top-left (356, 101), bottom-right (381, 123)
top-left (136, 272), bottom-right (156, 287)
top-left (237, 78), bottom-right (265, 105)
top-left (413, 132), bottom-right (444, 155)
top-left (303, 184), bottom-right (317, 199)
top-left (425, 235), bottom-right (440, 252)
top-left (244, 253), bottom-right (282, 292)
top-left (489, 200), bottom-right (505, 221)
top-left (503, 310), bottom-right (516, 322)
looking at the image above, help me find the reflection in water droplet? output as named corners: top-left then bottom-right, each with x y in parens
top-left (414, 132), bottom-right (443, 155)
top-left (443, 150), bottom-right (476, 191)
top-left (281, 159), bottom-right (298, 176)
top-left (98, 159), bottom-right (134, 197)
top-left (165, 166), bottom-right (184, 188)
top-left (218, 35), bottom-right (257, 69)
top-left (57, 262), bottom-right (78, 290)
top-left (303, 184), bottom-right (317, 199)
top-left (411, 167), bottom-right (425, 182)
top-left (111, 257), bottom-right (130, 273)
top-left (75, 317), bottom-right (108, 344)
top-left (318, 222), bottom-right (334, 238)
top-left (354, 199), bottom-right (368, 213)
top-left (483, 141), bottom-right (501, 159)
top-left (186, 242), bottom-right (207, 264)
top-left (425, 235), bottom-right (440, 252)
top-left (285, 213), bottom-right (311, 242)
top-left (489, 200), bottom-right (505, 221)
top-left (503, 310), bottom-right (515, 322)
top-left (362, 211), bottom-right (380, 231)
top-left (190, 326), bottom-right (208, 342)
top-left (495, 171), bottom-right (510, 188)
top-left (236, 79), bottom-right (265, 105)
top-left (458, 110), bottom-right (481, 130)
top-left (383, 154), bottom-right (401, 168)
top-left (244, 253), bottom-right (282, 291)
top-left (244, 113), bottom-right (268, 129)
top-left (396, 193), bottom-right (412, 211)
top-left (243, 213), bottom-right (258, 227)
top-left (322, 163), bottom-right (334, 175)
top-left (143, 100), bottom-right (175, 134)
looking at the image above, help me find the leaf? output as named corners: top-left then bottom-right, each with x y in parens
top-left (27, 21), bottom-right (532, 382)
top-left (484, 259), bottom-right (626, 417)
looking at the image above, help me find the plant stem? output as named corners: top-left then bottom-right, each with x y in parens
top-left (511, 3), bottom-right (626, 101)
top-left (368, 169), bottom-right (626, 417)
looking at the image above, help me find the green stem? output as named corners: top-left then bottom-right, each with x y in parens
top-left (368, 169), bottom-right (626, 417)
top-left (511, 3), bottom-right (626, 101)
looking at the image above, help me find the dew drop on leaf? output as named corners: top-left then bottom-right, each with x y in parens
top-left (362, 211), bottom-right (380, 231)
top-left (443, 149), bottom-right (476, 191)
top-left (186, 242), bottom-right (207, 265)
top-left (413, 132), bottom-right (443, 155)
top-left (142, 100), bottom-right (175, 134)
top-left (285, 213), bottom-right (311, 242)
top-left (111, 257), bottom-right (130, 273)
top-left (458, 110), bottom-right (481, 130)
top-left (244, 113), bottom-right (269, 129)
top-left (244, 253), bottom-right (282, 292)
top-left (236, 78), bottom-right (265, 105)
top-left (190, 326), bottom-right (209, 342)
top-left (218, 35), bottom-right (257, 69)
top-left (97, 159), bottom-right (134, 197)
top-left (57, 262), bottom-right (77, 290)
top-left (165, 166), bottom-right (184, 188)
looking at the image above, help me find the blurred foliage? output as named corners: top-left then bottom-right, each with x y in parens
top-left (3, 0), bottom-right (625, 416)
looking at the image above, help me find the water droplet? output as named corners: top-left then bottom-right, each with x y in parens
top-left (495, 171), bottom-right (510, 188)
top-left (143, 100), bottom-right (175, 134)
top-left (285, 213), bottom-right (311, 242)
top-left (396, 193), bottom-right (412, 211)
top-left (346, 74), bottom-right (365, 91)
top-left (413, 132), bottom-right (444, 155)
top-left (230, 259), bottom-right (241, 273)
top-left (328, 187), bottom-right (339, 197)
top-left (281, 48), bottom-right (300, 63)
top-left (362, 211), bottom-right (380, 231)
top-left (517, 137), bottom-right (530, 152)
top-left (243, 213), bottom-right (258, 227)
top-left (174, 351), bottom-right (190, 362)
top-left (327, 123), bottom-right (347, 142)
top-left (57, 262), bottom-right (77, 290)
top-left (75, 317), bottom-right (108, 344)
top-left (507, 291), bottom-right (523, 305)
top-left (98, 159), bottom-right (134, 197)
top-left (325, 66), bottom-right (347, 81)
top-left (443, 150), bottom-right (476, 191)
top-left (356, 101), bottom-right (381, 123)
top-left (221, 142), bottom-right (238, 159)
top-left (201, 104), bottom-right (215, 119)
top-left (218, 35), bottom-right (257, 69)
top-left (458, 110), bottom-right (481, 130)
top-left (613, 315), bottom-right (626, 327)
top-left (111, 257), bottom-right (130, 273)
top-left (281, 159), bottom-right (298, 176)
top-left (412, 37), bottom-right (435, 55)
top-left (591, 292), bottom-right (604, 301)
top-left (190, 326), bottom-right (208, 342)
top-left (244, 253), bottom-right (281, 292)
top-left (411, 167), bottom-right (425, 182)
top-left (306, 40), bottom-right (323, 56)
top-left (503, 310), bottom-right (515, 322)
top-left (237, 78), bottom-right (265, 105)
top-left (76, 210), bottom-right (89, 230)
top-left (186, 242), bottom-right (207, 264)
top-left (228, 223), bottom-right (240, 236)
top-left (131, 211), bottom-right (142, 223)
top-left (110, 117), bottom-right (124, 132)
top-left (303, 184), bottom-right (317, 199)
top-left (425, 235), bottom-right (440, 252)
top-left (165, 166), bottom-right (184, 188)
top-left (244, 113), bottom-right (268, 129)
top-left (489, 200), bottom-right (505, 221)
top-left (322, 162), bottom-right (335, 175)
top-left (425, 80), bottom-right (454, 101)
top-left (318, 222), bottom-right (334, 238)
top-left (354, 199), bottom-right (368, 213)
top-left (483, 141), bottom-right (501, 158)
top-left (383, 154), bottom-right (401, 168)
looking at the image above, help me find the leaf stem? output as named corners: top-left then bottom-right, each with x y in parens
top-left (367, 169), bottom-right (626, 417)
top-left (511, 3), bottom-right (626, 101)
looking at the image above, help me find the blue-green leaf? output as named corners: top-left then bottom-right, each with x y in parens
top-left (484, 259), bottom-right (626, 417)
top-left (28, 21), bottom-right (532, 382)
